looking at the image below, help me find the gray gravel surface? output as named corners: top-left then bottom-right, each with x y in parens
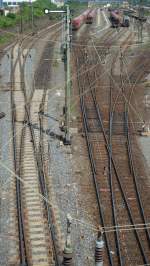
top-left (0, 89), bottom-right (14, 265)
top-left (24, 48), bottom-right (36, 98)
top-left (0, 51), bottom-right (11, 87)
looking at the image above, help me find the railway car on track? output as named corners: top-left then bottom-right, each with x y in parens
top-left (86, 9), bottom-right (97, 24)
top-left (72, 9), bottom-right (90, 30)
top-left (110, 10), bottom-right (130, 27)
top-left (122, 15), bottom-right (130, 27)
top-left (110, 11), bottom-right (122, 27)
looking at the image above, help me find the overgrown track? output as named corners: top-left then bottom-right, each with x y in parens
top-left (75, 30), bottom-right (150, 265)
top-left (10, 23), bottom-right (62, 266)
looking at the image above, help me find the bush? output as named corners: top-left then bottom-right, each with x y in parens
top-left (0, 0), bottom-right (59, 29)
top-left (7, 13), bottom-right (16, 19)
top-left (0, 16), bottom-right (16, 27)
top-left (0, 33), bottom-right (13, 45)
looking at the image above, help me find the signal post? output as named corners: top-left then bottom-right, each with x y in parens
top-left (44, 6), bottom-right (71, 145)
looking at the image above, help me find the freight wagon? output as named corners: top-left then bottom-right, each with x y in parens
top-left (86, 9), bottom-right (97, 24)
top-left (110, 10), bottom-right (130, 27)
top-left (72, 9), bottom-right (90, 30)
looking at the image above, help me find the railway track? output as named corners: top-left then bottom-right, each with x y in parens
top-left (75, 28), bottom-right (150, 265)
top-left (10, 22), bottom-right (62, 265)
top-left (1, 10), bottom-right (149, 265)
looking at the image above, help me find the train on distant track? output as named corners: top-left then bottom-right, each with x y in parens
top-left (86, 9), bottom-right (97, 24)
top-left (110, 10), bottom-right (130, 27)
top-left (72, 9), bottom-right (97, 30)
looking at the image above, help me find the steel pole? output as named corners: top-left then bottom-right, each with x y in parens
top-left (65, 5), bottom-right (71, 144)
top-left (31, 3), bottom-right (34, 33)
top-left (20, 4), bottom-right (23, 34)
top-left (43, 7), bottom-right (71, 144)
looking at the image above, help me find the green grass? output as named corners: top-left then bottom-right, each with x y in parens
top-left (0, 0), bottom-right (60, 29)
top-left (128, 0), bottom-right (150, 6)
top-left (0, 0), bottom-right (89, 29)
top-left (0, 0), bottom-right (62, 47)
top-left (66, 1), bottom-right (88, 9)
top-left (0, 33), bottom-right (14, 45)
top-left (0, 16), bottom-right (17, 27)
top-left (0, 0), bottom-right (88, 47)
top-left (144, 10), bottom-right (150, 16)
top-left (65, 1), bottom-right (88, 17)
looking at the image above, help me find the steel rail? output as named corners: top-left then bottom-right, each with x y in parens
top-left (77, 44), bottom-right (128, 265)
top-left (36, 63), bottom-right (61, 265)
top-left (38, 98), bottom-right (60, 266)
top-left (90, 48), bottom-right (149, 261)
top-left (108, 48), bottom-right (150, 264)
top-left (11, 24), bottom-right (62, 266)
top-left (10, 45), bottom-right (28, 266)
top-left (84, 53), bottom-right (123, 266)
top-left (78, 46), bottom-right (149, 264)
top-left (21, 56), bottom-right (60, 266)
top-left (96, 102), bottom-right (149, 265)
top-left (25, 106), bottom-right (60, 266)
top-left (108, 67), bottom-right (123, 266)
top-left (119, 51), bottom-right (150, 247)
top-left (95, 33), bottom-right (150, 249)
top-left (76, 56), bottom-right (114, 266)
top-left (125, 108), bottom-right (150, 245)
top-left (75, 20), bottom-right (150, 262)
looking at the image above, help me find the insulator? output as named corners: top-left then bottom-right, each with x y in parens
top-left (62, 251), bottom-right (73, 266)
top-left (63, 214), bottom-right (73, 265)
top-left (95, 236), bottom-right (104, 266)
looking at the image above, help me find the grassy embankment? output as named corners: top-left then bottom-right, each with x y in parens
top-left (66, 1), bottom-right (88, 17)
top-left (0, 0), bottom-right (59, 46)
top-left (0, 0), bottom-right (88, 46)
